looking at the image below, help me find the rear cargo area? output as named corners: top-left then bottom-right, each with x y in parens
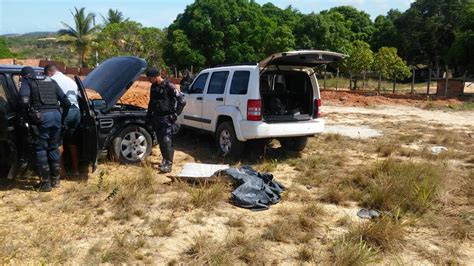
top-left (260, 71), bottom-right (313, 122)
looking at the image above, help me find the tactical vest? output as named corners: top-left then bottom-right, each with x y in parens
top-left (152, 81), bottom-right (176, 116)
top-left (28, 77), bottom-right (59, 110)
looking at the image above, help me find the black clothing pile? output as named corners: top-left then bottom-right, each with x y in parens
top-left (219, 166), bottom-right (285, 211)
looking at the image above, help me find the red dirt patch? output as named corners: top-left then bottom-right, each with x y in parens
top-left (321, 90), bottom-right (464, 107)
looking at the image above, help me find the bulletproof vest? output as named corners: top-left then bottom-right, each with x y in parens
top-left (152, 81), bottom-right (176, 116)
top-left (28, 77), bottom-right (59, 110)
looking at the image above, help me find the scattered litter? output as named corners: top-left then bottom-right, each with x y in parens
top-left (357, 208), bottom-right (381, 219)
top-left (431, 146), bottom-right (448, 154)
top-left (178, 163), bottom-right (229, 179)
top-left (325, 124), bottom-right (383, 139)
top-left (219, 166), bottom-right (285, 211)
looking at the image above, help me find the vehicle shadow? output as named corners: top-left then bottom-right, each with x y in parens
top-left (173, 130), bottom-right (302, 166)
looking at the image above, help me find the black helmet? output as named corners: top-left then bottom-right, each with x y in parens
top-left (146, 67), bottom-right (160, 77)
top-left (20, 66), bottom-right (35, 78)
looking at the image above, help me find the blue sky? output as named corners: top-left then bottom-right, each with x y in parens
top-left (0, 0), bottom-right (414, 35)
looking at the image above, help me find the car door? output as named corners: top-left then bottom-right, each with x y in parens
top-left (74, 76), bottom-right (99, 172)
top-left (202, 71), bottom-right (230, 131)
top-left (180, 72), bottom-right (209, 129)
top-left (0, 74), bottom-right (18, 178)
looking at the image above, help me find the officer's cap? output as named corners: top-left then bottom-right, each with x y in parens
top-left (20, 66), bottom-right (35, 77)
top-left (146, 67), bottom-right (161, 77)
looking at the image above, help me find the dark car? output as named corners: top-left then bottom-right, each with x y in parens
top-left (0, 56), bottom-right (155, 179)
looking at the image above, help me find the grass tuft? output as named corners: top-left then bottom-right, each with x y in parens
top-left (358, 159), bottom-right (445, 214)
top-left (331, 237), bottom-right (379, 265)
top-left (188, 181), bottom-right (230, 210)
top-left (150, 218), bottom-right (176, 237)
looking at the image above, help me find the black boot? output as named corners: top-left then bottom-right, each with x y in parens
top-left (159, 161), bottom-right (172, 173)
top-left (50, 161), bottom-right (61, 188)
top-left (35, 161), bottom-right (52, 192)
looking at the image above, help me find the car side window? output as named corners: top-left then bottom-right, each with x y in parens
top-left (0, 76), bottom-right (12, 114)
top-left (230, 71), bottom-right (250, 95)
top-left (207, 71), bottom-right (229, 94)
top-left (189, 73), bottom-right (209, 94)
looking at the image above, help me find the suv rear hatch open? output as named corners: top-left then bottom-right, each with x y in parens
top-left (259, 50), bottom-right (345, 123)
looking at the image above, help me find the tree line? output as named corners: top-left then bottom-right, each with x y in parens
top-left (1, 0), bottom-right (473, 79)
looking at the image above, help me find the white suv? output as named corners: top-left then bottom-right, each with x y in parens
top-left (178, 50), bottom-right (345, 157)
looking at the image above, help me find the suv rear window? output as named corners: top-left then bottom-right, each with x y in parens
top-left (207, 71), bottom-right (229, 94)
top-left (0, 76), bottom-right (12, 114)
top-left (190, 73), bottom-right (209, 94)
top-left (230, 71), bottom-right (250, 95)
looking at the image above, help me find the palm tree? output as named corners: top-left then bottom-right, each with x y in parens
top-left (58, 7), bottom-right (98, 67)
top-left (101, 9), bottom-right (128, 26)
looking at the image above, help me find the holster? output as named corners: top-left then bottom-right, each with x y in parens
top-left (28, 109), bottom-right (43, 125)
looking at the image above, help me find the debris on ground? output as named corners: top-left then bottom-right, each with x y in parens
top-left (325, 124), bottom-right (383, 139)
top-left (178, 163), bottom-right (229, 179)
top-left (219, 166), bottom-right (285, 211)
top-left (431, 146), bottom-right (449, 154)
top-left (357, 208), bottom-right (381, 219)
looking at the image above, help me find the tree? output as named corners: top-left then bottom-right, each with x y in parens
top-left (96, 21), bottom-right (165, 67)
top-left (294, 12), bottom-right (352, 54)
top-left (58, 7), bottom-right (98, 67)
top-left (0, 38), bottom-right (14, 58)
top-left (374, 47), bottom-right (411, 93)
top-left (344, 40), bottom-right (374, 89)
top-left (371, 10), bottom-right (402, 51)
top-left (325, 6), bottom-right (375, 42)
top-left (101, 9), bottom-right (128, 26)
top-left (164, 0), bottom-right (296, 69)
top-left (447, 1), bottom-right (474, 75)
top-left (395, 0), bottom-right (469, 67)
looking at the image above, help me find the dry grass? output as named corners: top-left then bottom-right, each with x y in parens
top-left (187, 181), bottom-right (230, 210)
top-left (331, 237), bottom-right (379, 266)
top-left (375, 141), bottom-right (399, 157)
top-left (150, 218), bottom-right (176, 237)
top-left (346, 217), bottom-right (406, 252)
top-left (296, 245), bottom-right (318, 262)
top-left (262, 204), bottom-right (323, 243)
top-left (183, 233), bottom-right (265, 264)
top-left (320, 185), bottom-right (348, 205)
top-left (93, 232), bottom-right (146, 264)
top-left (357, 159), bottom-right (445, 215)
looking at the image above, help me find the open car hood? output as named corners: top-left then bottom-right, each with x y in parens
top-left (259, 50), bottom-right (346, 69)
top-left (83, 56), bottom-right (147, 111)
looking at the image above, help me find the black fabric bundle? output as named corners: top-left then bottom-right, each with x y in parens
top-left (220, 166), bottom-right (285, 211)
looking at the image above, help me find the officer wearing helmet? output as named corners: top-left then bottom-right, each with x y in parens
top-left (19, 66), bottom-right (71, 192)
top-left (146, 67), bottom-right (186, 173)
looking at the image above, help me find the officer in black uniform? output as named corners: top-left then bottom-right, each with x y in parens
top-left (146, 67), bottom-right (186, 173)
top-left (19, 66), bottom-right (71, 192)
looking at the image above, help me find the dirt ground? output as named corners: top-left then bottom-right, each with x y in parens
top-left (0, 92), bottom-right (473, 264)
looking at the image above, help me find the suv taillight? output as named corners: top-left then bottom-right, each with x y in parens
top-left (247, 99), bottom-right (262, 121)
top-left (314, 99), bottom-right (322, 118)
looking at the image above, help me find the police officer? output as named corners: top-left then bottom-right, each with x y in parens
top-left (179, 69), bottom-right (194, 92)
top-left (19, 66), bottom-right (71, 192)
top-left (146, 67), bottom-right (186, 173)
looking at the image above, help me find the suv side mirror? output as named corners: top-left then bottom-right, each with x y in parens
top-left (92, 99), bottom-right (107, 111)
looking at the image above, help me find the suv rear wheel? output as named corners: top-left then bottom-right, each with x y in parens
top-left (215, 121), bottom-right (244, 158)
top-left (112, 126), bottom-right (152, 164)
top-left (279, 136), bottom-right (308, 152)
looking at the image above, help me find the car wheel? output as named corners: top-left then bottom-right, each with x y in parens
top-left (279, 136), bottom-right (308, 152)
top-left (215, 121), bottom-right (244, 158)
top-left (112, 125), bottom-right (152, 164)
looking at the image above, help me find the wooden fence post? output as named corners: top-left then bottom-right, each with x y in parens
top-left (323, 65), bottom-right (327, 90)
top-left (378, 73), bottom-right (381, 94)
top-left (444, 65), bottom-right (449, 97)
top-left (427, 68), bottom-right (431, 95)
top-left (411, 67), bottom-right (415, 94)
top-left (392, 79), bottom-right (396, 94)
top-left (335, 67), bottom-right (339, 91)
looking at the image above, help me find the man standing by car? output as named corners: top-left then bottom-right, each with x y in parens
top-left (146, 67), bottom-right (186, 173)
top-left (44, 64), bottom-right (81, 177)
top-left (19, 66), bottom-right (71, 192)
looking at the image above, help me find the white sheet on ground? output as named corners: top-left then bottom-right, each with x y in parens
top-left (178, 163), bottom-right (230, 178)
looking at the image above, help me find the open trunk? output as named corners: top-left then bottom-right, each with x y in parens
top-left (260, 71), bottom-right (313, 122)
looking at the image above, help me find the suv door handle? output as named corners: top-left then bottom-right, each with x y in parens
top-left (216, 97), bottom-right (224, 102)
top-left (197, 97), bottom-right (203, 100)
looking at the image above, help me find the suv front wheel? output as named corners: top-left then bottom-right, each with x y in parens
top-left (215, 121), bottom-right (244, 158)
top-left (279, 136), bottom-right (308, 152)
